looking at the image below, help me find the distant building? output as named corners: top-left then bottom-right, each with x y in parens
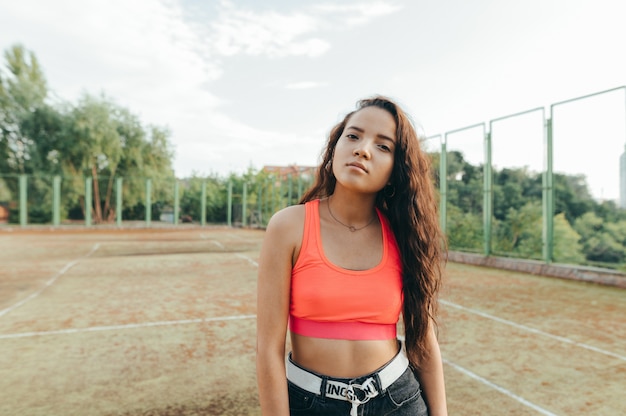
top-left (262, 164), bottom-right (316, 181)
top-left (619, 146), bottom-right (626, 208)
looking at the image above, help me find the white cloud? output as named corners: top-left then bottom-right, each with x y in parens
top-left (285, 81), bottom-right (329, 90)
top-left (207, 1), bottom-right (403, 59)
top-left (0, 0), bottom-right (222, 108)
top-left (312, 2), bottom-right (402, 26)
top-left (209, 2), bottom-right (329, 58)
top-left (175, 111), bottom-right (322, 175)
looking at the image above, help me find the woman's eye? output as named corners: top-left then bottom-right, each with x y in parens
top-left (379, 145), bottom-right (391, 152)
top-left (346, 134), bottom-right (358, 140)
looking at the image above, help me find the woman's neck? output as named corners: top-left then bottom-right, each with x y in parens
top-left (326, 192), bottom-right (377, 224)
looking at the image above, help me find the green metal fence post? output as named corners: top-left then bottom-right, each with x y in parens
top-left (297, 174), bottom-right (303, 201)
top-left (483, 131), bottom-right (492, 256)
top-left (145, 179), bottom-right (152, 227)
top-left (174, 180), bottom-right (179, 225)
top-left (52, 175), bottom-right (61, 226)
top-left (242, 182), bottom-right (248, 227)
top-left (288, 174), bottom-right (293, 205)
top-left (543, 117), bottom-right (554, 263)
top-left (271, 176), bottom-right (276, 214)
top-left (201, 180), bottom-right (207, 226)
top-left (85, 177), bottom-right (92, 226)
top-left (258, 182), bottom-right (263, 226)
top-left (439, 138), bottom-right (447, 236)
top-left (227, 181), bottom-right (232, 227)
top-left (116, 177), bottom-right (123, 226)
top-left (19, 174), bottom-right (27, 226)
top-left (263, 178), bottom-right (268, 224)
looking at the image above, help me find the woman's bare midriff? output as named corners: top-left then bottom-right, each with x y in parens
top-left (290, 332), bottom-right (399, 378)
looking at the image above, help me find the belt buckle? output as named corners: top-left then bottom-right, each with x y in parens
top-left (346, 377), bottom-right (378, 416)
top-left (346, 377), bottom-right (378, 404)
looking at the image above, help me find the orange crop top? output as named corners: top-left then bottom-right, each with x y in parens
top-left (289, 199), bottom-right (403, 340)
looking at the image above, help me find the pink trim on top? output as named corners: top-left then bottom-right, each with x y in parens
top-left (289, 316), bottom-right (397, 340)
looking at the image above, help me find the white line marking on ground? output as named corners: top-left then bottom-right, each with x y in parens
top-left (443, 358), bottom-right (560, 416)
top-left (199, 234), bottom-right (225, 248)
top-left (228, 233), bottom-right (247, 241)
top-left (236, 253), bottom-right (258, 267)
top-left (0, 244), bottom-right (100, 318)
top-left (441, 300), bottom-right (626, 362)
top-left (399, 335), bottom-right (556, 413)
top-left (0, 314), bottom-right (257, 339)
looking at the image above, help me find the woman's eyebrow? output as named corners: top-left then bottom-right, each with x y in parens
top-left (377, 134), bottom-right (395, 144)
top-left (346, 125), bottom-right (395, 143)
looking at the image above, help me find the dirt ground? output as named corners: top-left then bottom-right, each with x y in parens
top-left (0, 227), bottom-right (624, 415)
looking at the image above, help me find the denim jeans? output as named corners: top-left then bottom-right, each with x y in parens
top-left (287, 356), bottom-right (428, 416)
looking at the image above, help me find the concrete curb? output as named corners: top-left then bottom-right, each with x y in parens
top-left (448, 251), bottom-right (626, 289)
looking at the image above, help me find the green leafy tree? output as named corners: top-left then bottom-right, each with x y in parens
top-left (552, 213), bottom-right (585, 264)
top-left (584, 233), bottom-right (626, 263)
top-left (574, 212), bottom-right (603, 241)
top-left (594, 199), bottom-right (626, 223)
top-left (179, 174), bottom-right (228, 223)
top-left (449, 173), bottom-right (483, 215)
top-left (0, 44), bottom-right (177, 224)
top-left (604, 221), bottom-right (626, 246)
top-left (554, 173), bottom-right (594, 223)
top-left (0, 44), bottom-right (48, 174)
top-left (494, 201), bottom-right (542, 258)
top-left (574, 212), bottom-right (626, 263)
top-left (446, 204), bottom-right (483, 251)
top-left (0, 45), bottom-right (63, 222)
top-left (64, 95), bottom-right (123, 222)
top-left (492, 167), bottom-right (541, 221)
top-left (60, 95), bottom-right (175, 222)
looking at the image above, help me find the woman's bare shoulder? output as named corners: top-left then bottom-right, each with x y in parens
top-left (262, 204), bottom-right (306, 262)
top-left (266, 204), bottom-right (306, 233)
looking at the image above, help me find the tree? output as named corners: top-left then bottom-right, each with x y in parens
top-left (594, 199), bottom-right (626, 223)
top-left (446, 204), bottom-right (483, 251)
top-left (59, 95), bottom-right (176, 223)
top-left (179, 174), bottom-right (228, 223)
top-left (492, 167), bottom-right (541, 221)
top-left (0, 44), bottom-right (49, 175)
top-left (438, 150), bottom-right (484, 216)
top-left (552, 213), bottom-right (585, 264)
top-left (573, 212), bottom-right (603, 241)
top-left (584, 233), bottom-right (625, 263)
top-left (1, 44), bottom-right (178, 224)
top-left (65, 95), bottom-right (123, 222)
top-left (501, 201), bottom-right (542, 258)
top-left (554, 173), bottom-right (594, 223)
top-left (0, 45), bottom-right (63, 223)
top-left (574, 212), bottom-right (626, 263)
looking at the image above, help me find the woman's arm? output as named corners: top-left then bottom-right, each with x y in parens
top-left (256, 207), bottom-right (302, 415)
top-left (415, 322), bottom-right (448, 416)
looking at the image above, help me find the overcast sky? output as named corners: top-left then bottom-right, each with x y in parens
top-left (1, 0), bottom-right (625, 200)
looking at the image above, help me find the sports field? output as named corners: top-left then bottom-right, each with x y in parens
top-left (1, 227), bottom-right (624, 415)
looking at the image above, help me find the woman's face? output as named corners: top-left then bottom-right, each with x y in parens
top-left (332, 106), bottom-right (396, 195)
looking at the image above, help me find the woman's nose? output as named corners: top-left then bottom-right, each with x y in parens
top-left (353, 144), bottom-right (371, 159)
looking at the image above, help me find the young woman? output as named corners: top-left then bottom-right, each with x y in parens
top-left (256, 96), bottom-right (447, 415)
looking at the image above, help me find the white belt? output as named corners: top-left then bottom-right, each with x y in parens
top-left (287, 349), bottom-right (409, 416)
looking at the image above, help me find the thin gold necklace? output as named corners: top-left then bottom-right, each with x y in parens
top-left (327, 198), bottom-right (376, 232)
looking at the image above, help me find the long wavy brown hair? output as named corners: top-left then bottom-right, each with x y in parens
top-left (300, 96), bottom-right (446, 368)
